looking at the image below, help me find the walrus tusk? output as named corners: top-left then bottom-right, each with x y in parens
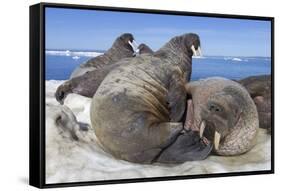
top-left (199, 120), bottom-right (206, 138)
top-left (128, 40), bottom-right (139, 54)
top-left (197, 46), bottom-right (202, 57)
top-left (191, 45), bottom-right (197, 56)
top-left (128, 41), bottom-right (137, 51)
top-left (133, 40), bottom-right (139, 48)
top-left (214, 131), bottom-right (221, 150)
top-left (128, 41), bottom-right (134, 48)
top-left (133, 40), bottom-right (140, 54)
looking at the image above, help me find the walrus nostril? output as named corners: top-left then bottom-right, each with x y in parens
top-left (208, 104), bottom-right (222, 112)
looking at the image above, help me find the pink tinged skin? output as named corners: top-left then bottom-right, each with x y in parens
top-left (185, 78), bottom-right (259, 156)
top-left (184, 99), bottom-right (195, 131)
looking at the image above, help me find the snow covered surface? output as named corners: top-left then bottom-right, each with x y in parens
top-left (45, 80), bottom-right (271, 184)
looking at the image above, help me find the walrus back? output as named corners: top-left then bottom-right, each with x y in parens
top-left (90, 56), bottom-right (182, 163)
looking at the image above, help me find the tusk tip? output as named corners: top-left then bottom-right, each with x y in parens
top-left (214, 131), bottom-right (221, 150)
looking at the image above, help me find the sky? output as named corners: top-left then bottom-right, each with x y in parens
top-left (45, 7), bottom-right (271, 57)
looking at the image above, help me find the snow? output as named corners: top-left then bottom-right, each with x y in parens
top-left (45, 80), bottom-right (271, 184)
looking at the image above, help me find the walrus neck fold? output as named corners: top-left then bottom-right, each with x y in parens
top-left (154, 36), bottom-right (192, 71)
top-left (215, 86), bottom-right (259, 156)
top-left (215, 111), bottom-right (258, 156)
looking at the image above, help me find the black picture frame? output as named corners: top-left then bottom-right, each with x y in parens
top-left (29, 2), bottom-right (275, 189)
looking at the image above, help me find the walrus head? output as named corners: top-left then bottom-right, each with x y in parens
top-left (181, 33), bottom-right (202, 57)
top-left (167, 33), bottom-right (202, 57)
top-left (154, 33), bottom-right (202, 69)
top-left (55, 81), bottom-right (72, 105)
top-left (185, 78), bottom-right (259, 156)
top-left (117, 33), bottom-right (139, 54)
top-left (200, 88), bottom-right (244, 152)
top-left (137, 43), bottom-right (154, 54)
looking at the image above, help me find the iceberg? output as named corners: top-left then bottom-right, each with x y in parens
top-left (65, 50), bottom-right (71, 56)
top-left (72, 56), bottom-right (80, 60)
top-left (232, 57), bottom-right (243, 62)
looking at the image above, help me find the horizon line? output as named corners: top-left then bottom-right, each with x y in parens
top-left (45, 49), bottom-right (271, 58)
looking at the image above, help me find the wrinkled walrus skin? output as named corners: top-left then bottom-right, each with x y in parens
top-left (55, 44), bottom-right (154, 104)
top-left (70, 33), bottom-right (136, 79)
top-left (185, 77), bottom-right (259, 156)
top-left (91, 33), bottom-right (209, 164)
top-left (138, 43), bottom-right (154, 54)
top-left (239, 75), bottom-right (271, 131)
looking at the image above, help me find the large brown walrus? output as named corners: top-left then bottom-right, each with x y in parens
top-left (55, 43), bottom-right (154, 104)
top-left (70, 33), bottom-right (138, 79)
top-left (90, 33), bottom-right (215, 164)
top-left (91, 75), bottom-right (259, 164)
top-left (238, 75), bottom-right (271, 131)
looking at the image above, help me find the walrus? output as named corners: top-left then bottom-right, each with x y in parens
top-left (90, 33), bottom-right (212, 164)
top-left (183, 77), bottom-right (259, 156)
top-left (91, 75), bottom-right (259, 164)
top-left (238, 75), bottom-right (271, 131)
top-left (53, 105), bottom-right (89, 141)
top-left (138, 43), bottom-right (154, 54)
top-left (70, 33), bottom-right (138, 79)
top-left (55, 43), bottom-right (154, 104)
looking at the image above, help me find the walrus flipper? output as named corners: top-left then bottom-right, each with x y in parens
top-left (156, 130), bottom-right (213, 163)
top-left (55, 105), bottom-right (90, 141)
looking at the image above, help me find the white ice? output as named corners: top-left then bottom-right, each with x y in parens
top-left (46, 50), bottom-right (103, 57)
top-left (232, 57), bottom-right (243, 61)
top-left (45, 80), bottom-right (271, 184)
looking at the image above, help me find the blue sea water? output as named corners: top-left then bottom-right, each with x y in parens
top-left (46, 55), bottom-right (90, 80)
top-left (45, 51), bottom-right (271, 81)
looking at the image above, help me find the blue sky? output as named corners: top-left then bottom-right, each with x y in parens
top-left (45, 7), bottom-right (271, 57)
